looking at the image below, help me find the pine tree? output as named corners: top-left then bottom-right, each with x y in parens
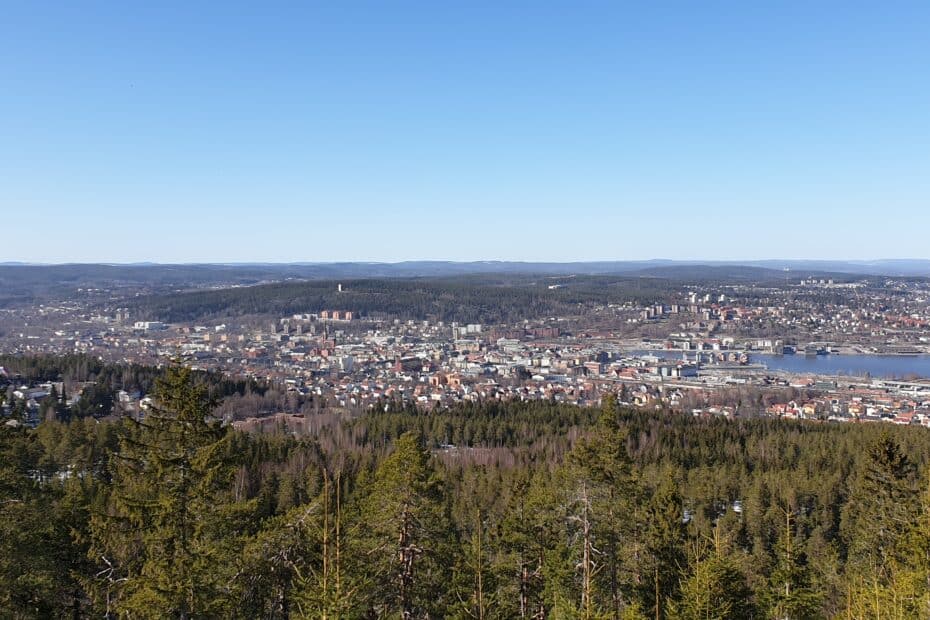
top-left (236, 510), bottom-right (306, 618)
top-left (568, 394), bottom-right (640, 618)
top-left (498, 468), bottom-right (558, 619)
top-left (292, 468), bottom-right (362, 619)
top-left (234, 476), bottom-right (351, 620)
top-left (41, 385), bottom-right (67, 423)
top-left (450, 507), bottom-right (498, 620)
top-left (351, 431), bottom-right (453, 618)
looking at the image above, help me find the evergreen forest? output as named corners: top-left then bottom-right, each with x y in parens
top-left (3, 363), bottom-right (930, 618)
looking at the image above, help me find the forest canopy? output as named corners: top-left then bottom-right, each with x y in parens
top-left (2, 365), bottom-right (930, 618)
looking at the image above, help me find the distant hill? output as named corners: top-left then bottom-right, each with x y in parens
top-left (737, 259), bottom-right (930, 276)
top-left (124, 275), bottom-right (680, 324)
top-left (3, 258), bottom-right (928, 284)
top-left (628, 264), bottom-right (791, 281)
top-left (0, 260), bottom-right (926, 307)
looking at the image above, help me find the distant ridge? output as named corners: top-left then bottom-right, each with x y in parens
top-left (1, 260), bottom-right (929, 285)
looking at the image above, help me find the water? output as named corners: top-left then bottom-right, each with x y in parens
top-left (630, 350), bottom-right (930, 379)
top-left (754, 353), bottom-right (930, 379)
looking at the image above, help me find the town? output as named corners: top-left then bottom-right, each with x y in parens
top-left (4, 269), bottom-right (930, 430)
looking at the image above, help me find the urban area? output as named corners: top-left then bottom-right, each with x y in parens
top-left (5, 270), bottom-right (930, 431)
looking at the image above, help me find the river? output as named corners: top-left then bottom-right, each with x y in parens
top-left (630, 350), bottom-right (930, 379)
top-left (754, 353), bottom-right (930, 379)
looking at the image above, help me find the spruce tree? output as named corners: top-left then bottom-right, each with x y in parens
top-left (498, 468), bottom-right (560, 618)
top-left (840, 432), bottom-right (918, 579)
top-left (844, 470), bottom-right (930, 618)
top-left (292, 469), bottom-right (361, 619)
top-left (639, 471), bottom-right (687, 620)
top-left (86, 366), bottom-right (242, 618)
top-left (762, 508), bottom-right (821, 620)
top-left (0, 420), bottom-right (70, 616)
top-left (669, 529), bottom-right (756, 620)
top-left (351, 431), bottom-right (453, 618)
top-left (567, 394), bottom-right (639, 618)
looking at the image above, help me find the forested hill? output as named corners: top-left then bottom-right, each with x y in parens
top-left (126, 275), bottom-right (685, 323)
top-left (3, 364), bottom-right (930, 617)
top-left (0, 262), bottom-right (878, 309)
top-left (126, 267), bottom-right (867, 324)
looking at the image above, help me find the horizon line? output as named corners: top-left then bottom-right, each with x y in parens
top-left (3, 258), bottom-right (930, 267)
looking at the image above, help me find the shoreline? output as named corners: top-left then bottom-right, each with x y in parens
top-left (628, 347), bottom-right (930, 358)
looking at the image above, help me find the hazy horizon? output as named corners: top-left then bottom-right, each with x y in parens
top-left (4, 258), bottom-right (930, 266)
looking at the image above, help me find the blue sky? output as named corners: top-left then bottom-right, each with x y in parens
top-left (2, 1), bottom-right (928, 263)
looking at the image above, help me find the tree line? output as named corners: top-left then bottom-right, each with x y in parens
top-left (124, 276), bottom-right (684, 324)
top-left (1, 353), bottom-right (268, 422)
top-left (2, 365), bottom-right (930, 618)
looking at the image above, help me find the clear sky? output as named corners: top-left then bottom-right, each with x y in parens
top-left (2, 1), bottom-right (928, 263)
